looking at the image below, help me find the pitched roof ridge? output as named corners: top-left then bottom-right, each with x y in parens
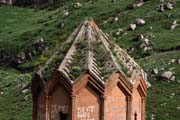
top-left (96, 27), bottom-right (121, 71)
top-left (86, 21), bottom-right (103, 81)
top-left (58, 22), bottom-right (86, 80)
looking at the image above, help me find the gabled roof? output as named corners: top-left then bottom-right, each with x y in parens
top-left (34, 20), bottom-right (147, 85)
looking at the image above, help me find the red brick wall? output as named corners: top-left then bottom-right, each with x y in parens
top-left (105, 82), bottom-right (127, 120)
top-left (50, 84), bottom-right (71, 120)
top-left (131, 88), bottom-right (142, 120)
top-left (75, 86), bottom-right (100, 120)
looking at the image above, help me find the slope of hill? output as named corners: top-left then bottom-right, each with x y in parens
top-left (0, 68), bottom-right (32, 120)
top-left (0, 0), bottom-right (180, 120)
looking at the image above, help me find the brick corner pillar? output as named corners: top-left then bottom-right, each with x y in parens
top-left (100, 95), bottom-right (106, 120)
top-left (141, 97), bottom-right (146, 120)
top-left (45, 95), bottom-right (51, 120)
top-left (32, 96), bottom-right (37, 120)
top-left (71, 95), bottom-right (76, 120)
top-left (126, 96), bottom-right (132, 120)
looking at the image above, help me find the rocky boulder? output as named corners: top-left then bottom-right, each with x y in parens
top-left (171, 20), bottom-right (180, 30)
top-left (178, 59), bottom-right (180, 64)
top-left (151, 68), bottom-right (159, 75)
top-left (158, 2), bottom-right (174, 12)
top-left (0, 89), bottom-right (4, 96)
top-left (165, 2), bottom-right (174, 10)
top-left (161, 71), bottom-right (175, 81)
top-left (136, 18), bottom-right (146, 26)
top-left (73, 2), bottom-right (82, 8)
top-left (63, 9), bottom-right (69, 17)
top-left (128, 24), bottom-right (136, 31)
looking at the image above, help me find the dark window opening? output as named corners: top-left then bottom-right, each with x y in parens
top-left (59, 112), bottom-right (68, 120)
top-left (134, 112), bottom-right (137, 120)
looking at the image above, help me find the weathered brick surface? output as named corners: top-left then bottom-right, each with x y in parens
top-left (37, 91), bottom-right (45, 120)
top-left (104, 84), bottom-right (127, 120)
top-left (131, 89), bottom-right (142, 120)
top-left (50, 84), bottom-right (71, 120)
top-left (75, 86), bottom-right (100, 120)
top-left (33, 73), bottom-right (147, 120)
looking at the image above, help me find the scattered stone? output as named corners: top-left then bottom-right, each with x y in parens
top-left (170, 95), bottom-right (173, 99)
top-left (166, 2), bottom-right (174, 10)
top-left (177, 80), bottom-right (180, 84)
top-left (160, 102), bottom-right (167, 106)
top-left (132, 34), bottom-right (144, 41)
top-left (73, 2), bottom-right (82, 8)
top-left (115, 28), bottom-right (126, 36)
top-left (39, 38), bottom-right (44, 43)
top-left (171, 59), bottom-right (176, 63)
top-left (103, 20), bottom-right (108, 24)
top-left (0, 89), bottom-right (3, 96)
top-left (171, 93), bottom-right (175, 96)
top-left (34, 38), bottom-right (47, 54)
top-left (112, 0), bottom-right (116, 3)
top-left (152, 68), bottom-right (159, 75)
top-left (19, 83), bottom-right (30, 91)
top-left (151, 114), bottom-right (155, 120)
top-left (127, 47), bottom-right (135, 53)
top-left (0, 91), bottom-right (3, 96)
top-left (143, 38), bottom-right (150, 45)
top-left (134, 34), bottom-right (152, 53)
top-left (127, 3), bottom-right (137, 10)
top-left (114, 17), bottom-right (119, 22)
top-left (60, 22), bottom-right (65, 28)
top-left (173, 20), bottom-right (177, 25)
top-left (128, 24), bottom-right (136, 31)
top-left (169, 67), bottom-right (175, 71)
top-left (170, 76), bottom-right (175, 81)
top-left (136, 2), bottom-right (144, 7)
top-left (178, 59), bottom-right (180, 64)
top-left (140, 43), bottom-right (147, 49)
top-left (127, 1), bottom-right (144, 9)
top-left (158, 4), bottom-right (165, 12)
top-left (165, 113), bottom-right (169, 116)
top-left (21, 89), bottom-right (30, 94)
top-left (136, 18), bottom-right (146, 26)
top-left (158, 2), bottom-right (174, 12)
top-left (138, 34), bottom-right (144, 40)
top-left (24, 95), bottom-right (29, 101)
top-left (171, 24), bottom-right (180, 30)
top-left (26, 52), bottom-right (33, 60)
top-left (147, 82), bottom-right (151, 88)
top-left (161, 71), bottom-right (174, 81)
top-left (63, 9), bottom-right (69, 17)
top-left (143, 46), bottom-right (152, 52)
top-left (19, 52), bottom-right (26, 60)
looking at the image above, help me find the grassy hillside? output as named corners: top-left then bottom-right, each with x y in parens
top-left (0, 0), bottom-right (180, 119)
top-left (0, 68), bottom-right (32, 120)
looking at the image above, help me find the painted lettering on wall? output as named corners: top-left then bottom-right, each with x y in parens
top-left (77, 106), bottom-right (95, 120)
top-left (51, 104), bottom-right (69, 119)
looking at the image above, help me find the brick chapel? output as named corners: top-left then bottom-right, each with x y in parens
top-left (32, 20), bottom-right (148, 120)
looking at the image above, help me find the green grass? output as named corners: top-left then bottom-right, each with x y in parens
top-left (137, 51), bottom-right (180, 120)
top-left (0, 68), bottom-right (32, 120)
top-left (0, 0), bottom-right (180, 119)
